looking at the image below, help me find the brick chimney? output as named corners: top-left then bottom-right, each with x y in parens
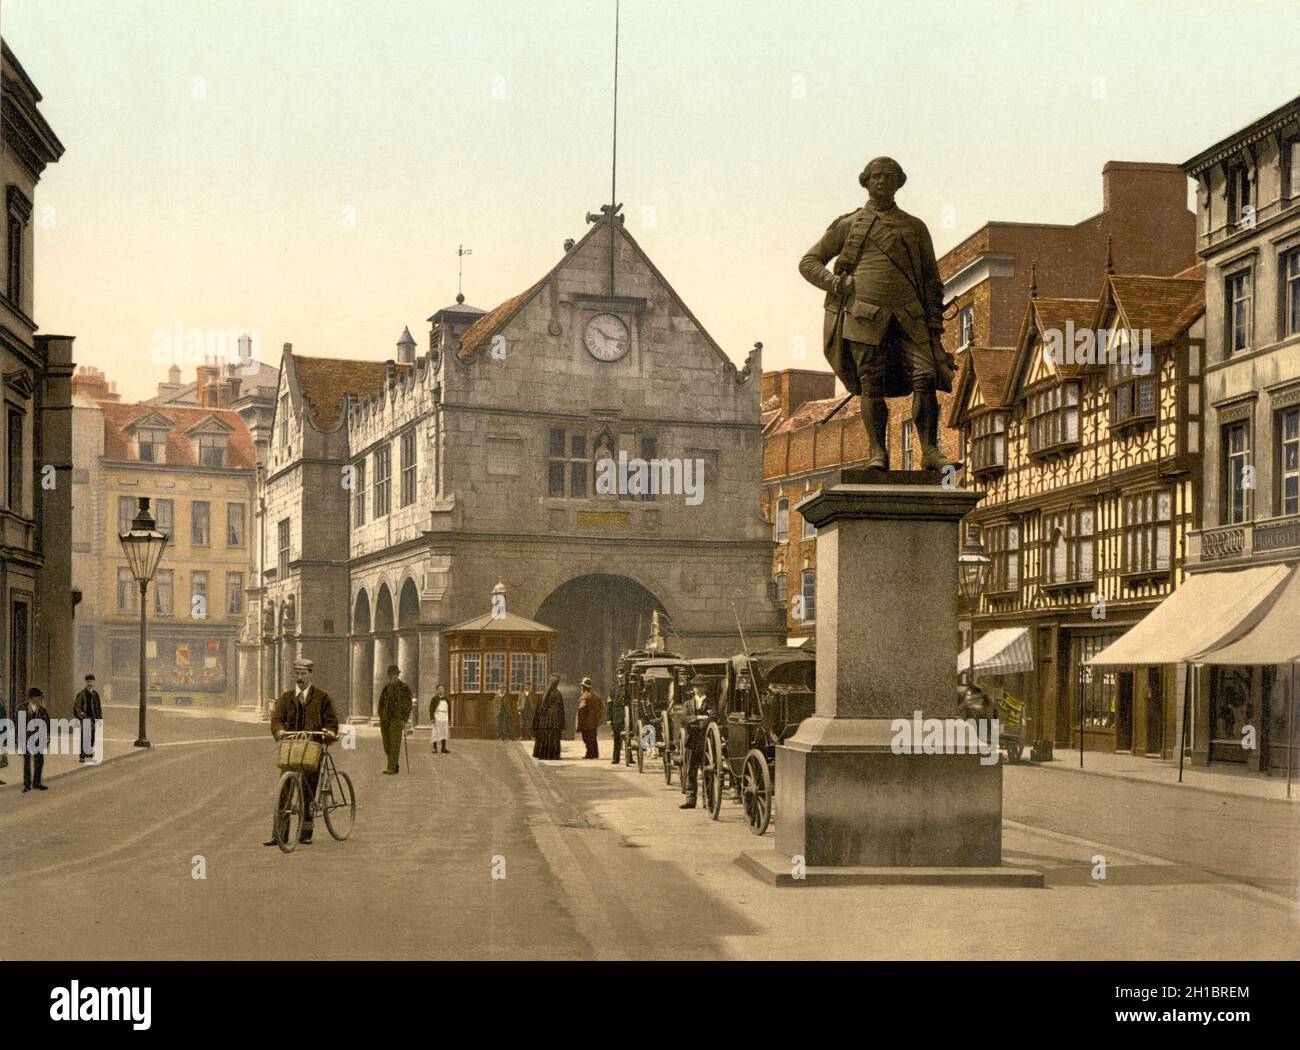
top-left (760, 368), bottom-right (839, 423)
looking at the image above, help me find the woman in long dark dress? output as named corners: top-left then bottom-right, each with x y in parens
top-left (532, 676), bottom-right (566, 760)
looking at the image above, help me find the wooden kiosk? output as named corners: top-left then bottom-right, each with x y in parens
top-left (445, 584), bottom-right (557, 739)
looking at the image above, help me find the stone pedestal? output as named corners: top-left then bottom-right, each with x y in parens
top-left (746, 480), bottom-right (1040, 886)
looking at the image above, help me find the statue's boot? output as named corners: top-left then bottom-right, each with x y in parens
top-left (913, 388), bottom-right (956, 472)
top-left (862, 396), bottom-right (888, 469)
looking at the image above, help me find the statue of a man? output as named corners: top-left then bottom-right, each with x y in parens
top-left (799, 156), bottom-right (957, 471)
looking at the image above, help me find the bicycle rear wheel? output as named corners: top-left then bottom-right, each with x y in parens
top-left (274, 772), bottom-right (303, 853)
top-left (323, 769), bottom-right (356, 840)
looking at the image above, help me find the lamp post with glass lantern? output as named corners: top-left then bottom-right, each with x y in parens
top-left (957, 522), bottom-right (992, 692)
top-left (118, 497), bottom-right (170, 749)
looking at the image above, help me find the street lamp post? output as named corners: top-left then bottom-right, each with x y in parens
top-left (957, 522), bottom-right (992, 691)
top-left (119, 497), bottom-right (170, 749)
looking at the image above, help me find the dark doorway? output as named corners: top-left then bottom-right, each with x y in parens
top-left (1145, 666), bottom-right (1165, 756)
top-left (1115, 671), bottom-right (1134, 751)
top-left (9, 598), bottom-right (29, 705)
top-left (534, 574), bottom-right (669, 701)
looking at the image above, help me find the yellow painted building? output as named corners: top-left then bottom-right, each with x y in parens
top-left (71, 394), bottom-right (257, 707)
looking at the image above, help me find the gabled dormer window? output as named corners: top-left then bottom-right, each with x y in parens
top-left (186, 415), bottom-right (233, 467)
top-left (969, 410), bottom-right (1008, 476)
top-left (1027, 382), bottom-right (1080, 457)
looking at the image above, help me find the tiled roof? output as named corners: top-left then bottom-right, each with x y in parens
top-left (447, 610), bottom-right (557, 635)
top-left (1031, 297), bottom-right (1099, 378)
top-left (964, 347), bottom-right (1017, 409)
top-left (766, 394), bottom-right (855, 436)
top-left (456, 279), bottom-right (545, 361)
top-left (1106, 274), bottom-right (1205, 347)
top-left (293, 355), bottom-right (410, 428)
top-left (98, 402), bottom-right (257, 469)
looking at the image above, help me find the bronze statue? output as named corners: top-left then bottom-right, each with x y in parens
top-left (799, 156), bottom-right (957, 471)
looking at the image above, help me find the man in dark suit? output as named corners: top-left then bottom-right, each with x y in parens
top-left (799, 156), bottom-right (955, 472)
top-left (21, 687), bottom-right (51, 792)
top-left (377, 664), bottom-right (412, 774)
top-left (72, 673), bottom-right (103, 764)
top-left (264, 657), bottom-right (339, 845)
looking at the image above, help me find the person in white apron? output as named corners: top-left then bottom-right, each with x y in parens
top-left (429, 685), bottom-right (450, 754)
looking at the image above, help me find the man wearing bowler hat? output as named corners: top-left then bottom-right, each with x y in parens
top-left (21, 688), bottom-right (51, 792)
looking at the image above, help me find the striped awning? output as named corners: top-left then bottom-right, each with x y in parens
top-left (956, 627), bottom-right (1034, 676)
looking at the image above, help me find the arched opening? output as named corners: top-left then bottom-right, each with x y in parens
top-left (397, 578), bottom-right (422, 720)
top-left (371, 584), bottom-right (396, 722)
top-left (533, 574), bottom-right (669, 699)
top-left (351, 589), bottom-right (373, 721)
top-left (353, 590), bottom-right (372, 634)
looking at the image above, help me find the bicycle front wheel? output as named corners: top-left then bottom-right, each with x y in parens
top-left (274, 771), bottom-right (303, 853)
top-left (323, 769), bottom-right (356, 840)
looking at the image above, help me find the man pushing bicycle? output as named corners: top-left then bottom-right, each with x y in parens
top-left (264, 657), bottom-right (339, 846)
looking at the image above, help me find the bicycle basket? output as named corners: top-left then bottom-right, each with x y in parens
top-left (276, 736), bottom-right (323, 772)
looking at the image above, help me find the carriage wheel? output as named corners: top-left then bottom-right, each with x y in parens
top-left (635, 719), bottom-right (645, 774)
top-left (273, 771), bottom-right (303, 854)
top-left (662, 712), bottom-right (673, 785)
top-left (741, 750), bottom-right (772, 836)
top-left (703, 723), bottom-right (723, 821)
top-left (1006, 739), bottom-right (1023, 764)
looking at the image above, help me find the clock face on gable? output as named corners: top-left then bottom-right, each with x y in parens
top-left (583, 313), bottom-right (629, 362)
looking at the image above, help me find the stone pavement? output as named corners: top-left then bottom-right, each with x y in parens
top-left (1025, 749), bottom-right (1300, 803)
top-left (516, 733), bottom-right (1299, 959)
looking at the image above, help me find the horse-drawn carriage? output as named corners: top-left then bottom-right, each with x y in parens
top-left (700, 646), bottom-right (816, 834)
top-left (617, 649), bottom-right (687, 774)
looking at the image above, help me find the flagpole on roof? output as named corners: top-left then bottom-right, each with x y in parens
top-left (609, 0), bottom-right (620, 297)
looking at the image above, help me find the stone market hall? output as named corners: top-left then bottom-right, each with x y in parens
top-left (241, 213), bottom-right (783, 732)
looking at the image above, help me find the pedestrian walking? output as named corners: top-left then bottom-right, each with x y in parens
top-left (608, 685), bottom-right (625, 765)
top-left (519, 687), bottom-right (534, 741)
top-left (493, 686), bottom-right (512, 741)
top-left (531, 675), bottom-right (565, 760)
top-left (72, 673), bottom-right (103, 764)
top-left (576, 677), bottom-right (603, 759)
top-left (429, 685), bottom-right (450, 754)
top-left (378, 664), bottom-right (413, 774)
top-left (21, 687), bottom-right (51, 793)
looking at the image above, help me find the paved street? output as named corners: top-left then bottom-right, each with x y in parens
top-left (2, 705), bottom-right (1296, 960)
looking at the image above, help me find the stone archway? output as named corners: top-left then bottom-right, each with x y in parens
top-left (397, 577), bottom-right (421, 723)
top-left (351, 589), bottom-right (373, 721)
top-left (371, 583), bottom-right (395, 724)
top-left (533, 573), bottom-right (669, 700)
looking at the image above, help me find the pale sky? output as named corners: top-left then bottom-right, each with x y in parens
top-left (5, 0), bottom-right (1298, 401)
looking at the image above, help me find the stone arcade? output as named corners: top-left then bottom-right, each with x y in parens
top-left (240, 214), bottom-right (783, 730)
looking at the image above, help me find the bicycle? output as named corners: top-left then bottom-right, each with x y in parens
top-left (272, 730), bottom-right (355, 853)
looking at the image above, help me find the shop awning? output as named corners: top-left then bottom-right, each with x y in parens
top-left (1087, 564), bottom-right (1292, 666)
top-left (1193, 565), bottom-right (1300, 664)
top-left (956, 627), bottom-right (1033, 675)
